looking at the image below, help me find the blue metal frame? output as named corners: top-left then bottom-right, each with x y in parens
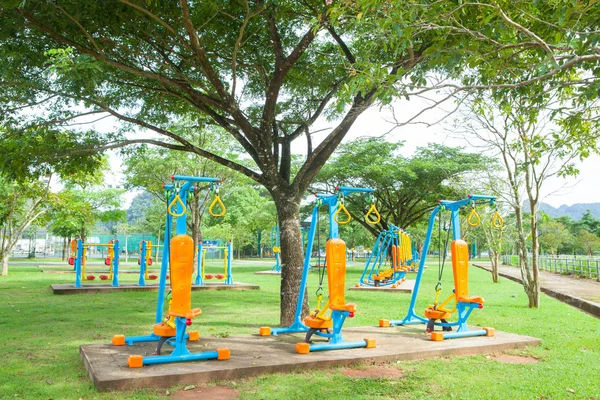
top-left (194, 242), bottom-right (234, 285)
top-left (74, 238), bottom-right (119, 288)
top-left (384, 195), bottom-right (496, 340)
top-left (120, 175), bottom-right (222, 355)
top-left (268, 186), bottom-right (375, 354)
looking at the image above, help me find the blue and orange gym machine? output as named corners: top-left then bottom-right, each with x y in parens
top-left (112, 175), bottom-right (229, 367)
top-left (69, 239), bottom-right (119, 287)
top-left (195, 241), bottom-right (233, 285)
top-left (138, 240), bottom-right (163, 286)
top-left (357, 224), bottom-right (418, 287)
top-left (259, 186), bottom-right (379, 353)
top-left (379, 195), bottom-right (503, 341)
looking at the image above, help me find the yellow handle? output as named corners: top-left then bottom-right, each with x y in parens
top-left (491, 210), bottom-right (504, 228)
top-left (168, 193), bottom-right (186, 217)
top-left (209, 194), bottom-right (226, 217)
top-left (468, 208), bottom-right (481, 227)
top-left (333, 202), bottom-right (351, 225)
top-left (365, 203), bottom-right (381, 225)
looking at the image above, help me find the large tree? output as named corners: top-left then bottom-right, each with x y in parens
top-left (2, 1), bottom-right (599, 323)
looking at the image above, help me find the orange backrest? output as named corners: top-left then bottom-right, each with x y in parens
top-left (391, 244), bottom-right (397, 269)
top-left (326, 238), bottom-right (347, 309)
top-left (169, 234), bottom-right (194, 317)
top-left (451, 240), bottom-right (470, 299)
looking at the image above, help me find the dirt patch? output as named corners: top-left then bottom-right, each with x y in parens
top-left (490, 354), bottom-right (540, 364)
top-left (342, 366), bottom-right (404, 379)
top-left (171, 386), bottom-right (240, 400)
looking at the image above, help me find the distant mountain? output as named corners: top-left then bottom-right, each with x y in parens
top-left (523, 202), bottom-right (600, 220)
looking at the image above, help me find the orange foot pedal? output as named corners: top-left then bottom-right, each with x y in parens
top-left (216, 348), bottom-right (230, 360)
top-left (259, 327), bottom-right (271, 336)
top-left (296, 342), bottom-right (310, 354)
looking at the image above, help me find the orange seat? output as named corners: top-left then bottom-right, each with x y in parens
top-left (424, 308), bottom-right (451, 320)
top-left (330, 302), bottom-right (356, 313)
top-left (458, 295), bottom-right (484, 304)
top-left (303, 315), bottom-right (333, 329)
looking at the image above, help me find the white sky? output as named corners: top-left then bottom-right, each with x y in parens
top-left (106, 96), bottom-right (600, 209)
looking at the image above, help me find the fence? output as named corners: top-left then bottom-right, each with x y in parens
top-left (502, 255), bottom-right (600, 281)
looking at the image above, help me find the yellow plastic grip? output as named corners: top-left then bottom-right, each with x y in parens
top-left (365, 203), bottom-right (381, 225)
top-left (168, 193), bottom-right (186, 217)
top-left (209, 194), bottom-right (226, 217)
top-left (491, 211), bottom-right (504, 228)
top-left (467, 208), bottom-right (481, 227)
top-left (333, 202), bottom-right (351, 225)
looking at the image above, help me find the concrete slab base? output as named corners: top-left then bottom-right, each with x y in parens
top-left (51, 282), bottom-right (260, 295)
top-left (349, 280), bottom-right (415, 293)
top-left (80, 325), bottom-right (540, 392)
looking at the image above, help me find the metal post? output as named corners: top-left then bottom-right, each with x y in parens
top-left (112, 240), bottom-right (119, 287)
top-left (139, 241), bottom-right (147, 286)
top-left (195, 243), bottom-right (203, 285)
top-left (74, 239), bottom-right (83, 288)
top-left (226, 242), bottom-right (233, 285)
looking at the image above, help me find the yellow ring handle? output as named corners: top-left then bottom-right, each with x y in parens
top-left (491, 210), bottom-right (504, 228)
top-left (167, 193), bottom-right (186, 217)
top-left (365, 203), bottom-right (381, 225)
top-left (468, 208), bottom-right (481, 227)
top-left (334, 202), bottom-right (352, 225)
top-left (209, 194), bottom-right (226, 217)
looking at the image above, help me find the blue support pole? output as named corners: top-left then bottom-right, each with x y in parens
top-left (111, 240), bottom-right (119, 287)
top-left (139, 241), bottom-right (147, 287)
top-left (226, 242), bottom-right (233, 285)
top-left (194, 243), bottom-right (203, 285)
top-left (74, 239), bottom-right (83, 288)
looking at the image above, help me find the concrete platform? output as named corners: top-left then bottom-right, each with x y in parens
top-left (80, 325), bottom-right (540, 392)
top-left (51, 282), bottom-right (260, 295)
top-left (349, 280), bottom-right (415, 293)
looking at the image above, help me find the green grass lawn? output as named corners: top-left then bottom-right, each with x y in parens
top-left (0, 260), bottom-right (598, 399)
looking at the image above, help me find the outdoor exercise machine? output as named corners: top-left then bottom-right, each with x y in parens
top-left (138, 240), bottom-right (164, 286)
top-left (271, 226), bottom-right (281, 272)
top-left (68, 239), bottom-right (119, 288)
top-left (260, 186), bottom-right (379, 353)
top-left (357, 224), bottom-right (418, 287)
top-left (112, 175), bottom-right (229, 367)
top-left (379, 194), bottom-right (502, 341)
top-left (194, 241), bottom-right (233, 285)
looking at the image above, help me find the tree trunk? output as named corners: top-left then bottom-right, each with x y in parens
top-left (489, 250), bottom-right (499, 283)
top-left (529, 206), bottom-right (540, 308)
top-left (1, 252), bottom-right (8, 276)
top-left (61, 236), bottom-right (67, 261)
top-left (275, 195), bottom-right (308, 326)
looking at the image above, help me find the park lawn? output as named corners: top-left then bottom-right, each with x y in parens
top-left (0, 260), bottom-right (598, 399)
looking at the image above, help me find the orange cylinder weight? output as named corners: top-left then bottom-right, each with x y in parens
top-left (326, 238), bottom-right (347, 309)
top-left (169, 234), bottom-right (194, 317)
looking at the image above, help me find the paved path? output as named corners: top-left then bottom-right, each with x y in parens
top-left (473, 262), bottom-right (600, 318)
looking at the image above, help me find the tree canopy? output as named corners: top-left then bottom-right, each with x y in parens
top-left (314, 138), bottom-right (492, 234)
